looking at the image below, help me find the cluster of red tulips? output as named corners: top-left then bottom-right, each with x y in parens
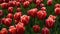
top-left (0, 0), bottom-right (59, 34)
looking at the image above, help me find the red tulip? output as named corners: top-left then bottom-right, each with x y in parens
top-left (55, 7), bottom-right (60, 15)
top-left (4, 0), bottom-right (9, 2)
top-left (16, 2), bottom-right (20, 7)
top-left (0, 10), bottom-right (3, 18)
top-left (8, 7), bottom-right (13, 13)
top-left (0, 0), bottom-right (4, 3)
top-left (0, 32), bottom-right (2, 34)
top-left (28, 0), bottom-right (32, 3)
top-left (8, 1), bottom-right (13, 7)
top-left (20, 15), bottom-right (30, 26)
top-left (40, 3), bottom-right (45, 8)
top-left (15, 20), bottom-right (20, 24)
top-left (1, 3), bottom-right (8, 9)
top-left (27, 8), bottom-right (38, 17)
top-left (9, 26), bottom-right (17, 34)
top-left (33, 25), bottom-right (40, 33)
top-left (16, 7), bottom-right (21, 12)
top-left (47, 0), bottom-right (52, 6)
top-left (7, 13), bottom-right (13, 19)
top-left (41, 7), bottom-right (46, 11)
top-left (12, 1), bottom-right (16, 7)
top-left (16, 0), bottom-right (21, 2)
top-left (37, 10), bottom-right (47, 20)
top-left (16, 23), bottom-right (25, 34)
top-left (3, 18), bottom-right (12, 26)
top-left (1, 28), bottom-right (8, 34)
top-left (21, 0), bottom-right (26, 3)
top-left (1, 18), bottom-right (6, 24)
top-left (14, 12), bottom-right (22, 20)
top-left (23, 1), bottom-right (30, 8)
top-left (41, 0), bottom-right (43, 2)
top-left (48, 15), bottom-right (56, 20)
top-left (46, 18), bottom-right (55, 28)
top-left (17, 22), bottom-right (24, 27)
top-left (42, 27), bottom-right (50, 34)
top-left (55, 4), bottom-right (60, 8)
top-left (36, 0), bottom-right (41, 5)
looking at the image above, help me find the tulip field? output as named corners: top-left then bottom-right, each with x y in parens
top-left (0, 0), bottom-right (60, 34)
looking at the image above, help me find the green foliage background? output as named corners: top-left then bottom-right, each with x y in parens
top-left (0, 0), bottom-right (60, 34)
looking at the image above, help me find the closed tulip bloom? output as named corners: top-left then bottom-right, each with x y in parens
top-left (7, 13), bottom-right (13, 19)
top-left (55, 7), bottom-right (60, 15)
top-left (8, 7), bottom-right (13, 13)
top-left (37, 10), bottom-right (47, 20)
top-left (33, 25), bottom-right (40, 33)
top-left (16, 23), bottom-right (25, 34)
top-left (27, 8), bottom-right (38, 17)
top-left (1, 28), bottom-right (8, 34)
top-left (16, 7), bottom-right (21, 12)
top-left (14, 12), bottom-right (22, 20)
top-left (42, 27), bottom-right (50, 34)
top-left (9, 26), bottom-right (17, 34)
top-left (3, 18), bottom-right (12, 26)
top-left (55, 4), bottom-right (60, 8)
top-left (46, 18), bottom-right (55, 28)
top-left (1, 3), bottom-right (8, 9)
top-left (41, 7), bottom-right (46, 11)
top-left (16, 2), bottom-right (20, 7)
top-left (47, 0), bottom-right (52, 6)
top-left (23, 1), bottom-right (30, 8)
top-left (20, 15), bottom-right (30, 26)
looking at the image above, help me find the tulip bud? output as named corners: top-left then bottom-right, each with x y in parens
top-left (23, 1), bottom-right (30, 8)
top-left (55, 4), bottom-right (60, 8)
top-left (16, 7), bottom-right (21, 12)
top-left (41, 7), bottom-right (46, 11)
top-left (16, 2), bottom-right (20, 7)
top-left (3, 18), bottom-right (12, 26)
top-left (1, 3), bottom-right (8, 9)
top-left (8, 1), bottom-right (15, 7)
top-left (36, 0), bottom-right (41, 5)
top-left (40, 3), bottom-right (45, 8)
top-left (47, 0), bottom-right (52, 6)
top-left (9, 26), bottom-right (17, 34)
top-left (7, 13), bottom-right (13, 19)
top-left (1, 28), bottom-right (8, 34)
top-left (55, 7), bottom-right (60, 15)
top-left (14, 12), bottom-right (22, 20)
top-left (17, 22), bottom-right (24, 27)
top-left (46, 18), bottom-right (55, 28)
top-left (37, 10), bottom-right (47, 20)
top-left (48, 15), bottom-right (56, 20)
top-left (42, 27), bottom-right (50, 34)
top-left (8, 7), bottom-right (13, 13)
top-left (27, 8), bottom-right (38, 17)
top-left (12, 1), bottom-right (16, 7)
top-left (16, 23), bottom-right (25, 34)
top-left (20, 15), bottom-right (30, 26)
top-left (33, 25), bottom-right (40, 33)
top-left (28, 0), bottom-right (32, 3)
